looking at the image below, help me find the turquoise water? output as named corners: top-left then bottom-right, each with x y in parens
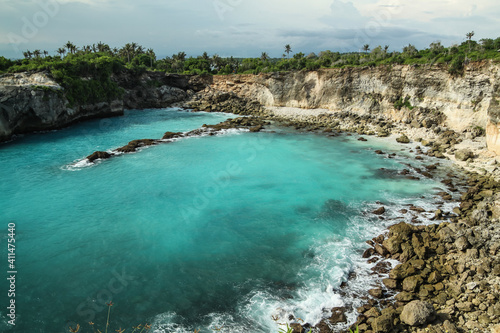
top-left (0, 109), bottom-right (445, 332)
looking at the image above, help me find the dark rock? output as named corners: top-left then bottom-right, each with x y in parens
top-left (162, 131), bottom-right (183, 140)
top-left (87, 151), bottom-right (111, 162)
top-left (373, 207), bottom-right (386, 215)
top-left (329, 307), bottom-right (347, 324)
top-left (116, 139), bottom-right (157, 153)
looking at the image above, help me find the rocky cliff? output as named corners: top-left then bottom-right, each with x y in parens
top-left (0, 71), bottom-right (196, 142)
top-left (2, 63), bottom-right (500, 154)
top-left (192, 61), bottom-right (500, 155)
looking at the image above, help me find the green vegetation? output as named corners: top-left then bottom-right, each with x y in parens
top-left (1, 34), bottom-right (499, 103)
top-left (394, 96), bottom-right (414, 110)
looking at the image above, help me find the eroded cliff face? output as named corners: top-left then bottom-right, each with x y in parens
top-left (199, 62), bottom-right (500, 154)
top-left (0, 72), bottom-right (192, 142)
top-left (2, 64), bottom-right (500, 154)
top-left (0, 72), bottom-right (124, 141)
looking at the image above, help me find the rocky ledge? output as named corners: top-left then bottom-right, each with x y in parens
top-left (84, 116), bottom-right (268, 164)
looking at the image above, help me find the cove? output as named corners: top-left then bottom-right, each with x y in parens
top-left (0, 108), bottom-right (451, 333)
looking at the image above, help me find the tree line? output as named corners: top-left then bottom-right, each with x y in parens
top-left (1, 34), bottom-right (499, 77)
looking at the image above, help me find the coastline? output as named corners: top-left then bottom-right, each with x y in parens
top-left (257, 106), bottom-right (500, 333)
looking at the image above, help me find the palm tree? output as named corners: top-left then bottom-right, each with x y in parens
top-left (211, 54), bottom-right (222, 72)
top-left (121, 43), bottom-right (134, 62)
top-left (284, 44), bottom-right (292, 58)
top-left (362, 44), bottom-right (370, 54)
top-left (146, 48), bottom-right (155, 68)
top-left (466, 31), bottom-right (475, 53)
top-left (43, 50), bottom-right (48, 58)
top-left (57, 47), bottom-right (66, 58)
top-left (23, 50), bottom-right (32, 59)
top-left (65, 41), bottom-right (76, 54)
top-left (82, 45), bottom-right (92, 54)
top-left (261, 52), bottom-right (269, 62)
top-left (33, 49), bottom-right (41, 58)
top-left (97, 41), bottom-right (111, 54)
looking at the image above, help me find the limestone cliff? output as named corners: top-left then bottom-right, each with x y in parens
top-left (196, 62), bottom-right (500, 154)
top-left (2, 63), bottom-right (500, 155)
top-left (0, 71), bottom-right (192, 142)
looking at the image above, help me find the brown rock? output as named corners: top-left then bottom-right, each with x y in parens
top-left (400, 300), bottom-right (436, 326)
top-left (427, 271), bottom-right (442, 284)
top-left (368, 288), bottom-right (384, 298)
top-left (329, 307), bottom-right (347, 324)
top-left (372, 313), bottom-right (394, 332)
top-left (395, 291), bottom-right (414, 302)
top-left (372, 206), bottom-right (386, 215)
top-left (365, 307), bottom-right (381, 318)
top-left (383, 236), bottom-right (401, 254)
top-left (402, 275), bottom-right (423, 292)
top-left (382, 278), bottom-right (398, 289)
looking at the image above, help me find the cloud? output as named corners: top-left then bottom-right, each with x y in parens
top-left (0, 0), bottom-right (498, 59)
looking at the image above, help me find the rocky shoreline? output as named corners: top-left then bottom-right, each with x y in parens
top-left (182, 92), bottom-right (500, 333)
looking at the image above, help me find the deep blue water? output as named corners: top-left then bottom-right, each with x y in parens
top-left (0, 108), bottom-right (449, 333)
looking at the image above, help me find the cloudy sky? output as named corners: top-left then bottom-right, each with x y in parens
top-left (1, 0), bottom-right (498, 59)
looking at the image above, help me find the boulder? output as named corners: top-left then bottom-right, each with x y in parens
top-left (402, 275), bottom-right (423, 292)
top-left (368, 288), bottom-right (384, 298)
top-left (372, 313), bottom-right (394, 332)
top-left (400, 300), bottom-right (435, 326)
top-left (372, 206), bottom-right (386, 215)
top-left (329, 307), bottom-right (347, 324)
top-left (396, 134), bottom-right (410, 143)
top-left (383, 236), bottom-right (402, 254)
top-left (455, 149), bottom-right (474, 161)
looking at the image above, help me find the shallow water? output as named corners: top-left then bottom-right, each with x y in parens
top-left (0, 108), bottom-right (451, 333)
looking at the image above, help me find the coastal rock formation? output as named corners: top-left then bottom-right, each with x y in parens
top-left (3, 63), bottom-right (500, 155)
top-left (0, 71), bottom-right (203, 142)
top-left (188, 62), bottom-right (500, 155)
top-left (0, 72), bottom-right (123, 141)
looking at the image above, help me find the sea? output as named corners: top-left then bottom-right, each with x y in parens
top-left (0, 108), bottom-right (457, 333)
